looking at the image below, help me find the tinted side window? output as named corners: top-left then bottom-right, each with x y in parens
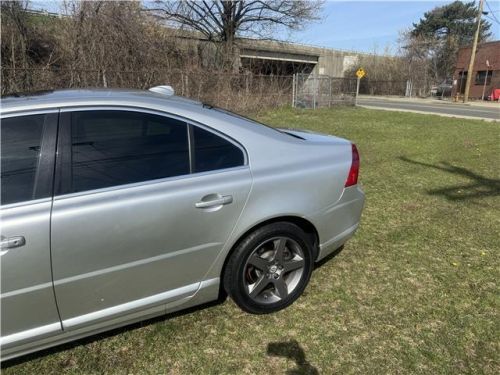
top-left (70, 111), bottom-right (189, 193)
top-left (1, 114), bottom-right (45, 205)
top-left (193, 126), bottom-right (244, 173)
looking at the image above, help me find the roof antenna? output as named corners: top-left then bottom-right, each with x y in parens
top-left (149, 85), bottom-right (175, 96)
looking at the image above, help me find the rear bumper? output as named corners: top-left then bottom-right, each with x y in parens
top-left (312, 185), bottom-right (365, 261)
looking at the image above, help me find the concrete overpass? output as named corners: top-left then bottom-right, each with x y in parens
top-left (174, 30), bottom-right (373, 78)
top-left (238, 39), bottom-right (364, 77)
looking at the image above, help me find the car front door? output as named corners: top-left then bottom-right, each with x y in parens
top-left (50, 108), bottom-right (251, 330)
top-left (0, 112), bottom-right (62, 352)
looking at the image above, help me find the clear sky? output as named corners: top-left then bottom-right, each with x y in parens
top-left (30, 0), bottom-right (500, 54)
top-left (286, 0), bottom-right (500, 53)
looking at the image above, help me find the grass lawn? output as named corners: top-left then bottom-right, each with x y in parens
top-left (3, 107), bottom-right (499, 374)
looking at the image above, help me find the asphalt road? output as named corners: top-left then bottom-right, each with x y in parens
top-left (358, 97), bottom-right (499, 121)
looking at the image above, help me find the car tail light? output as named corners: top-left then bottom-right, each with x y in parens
top-left (345, 143), bottom-right (360, 187)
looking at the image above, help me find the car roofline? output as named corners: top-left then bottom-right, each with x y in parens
top-left (0, 88), bottom-right (201, 114)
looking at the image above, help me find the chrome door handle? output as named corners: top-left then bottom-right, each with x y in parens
top-left (0, 236), bottom-right (26, 250)
top-left (195, 195), bottom-right (233, 209)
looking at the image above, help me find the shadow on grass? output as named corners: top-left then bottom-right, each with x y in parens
top-left (314, 245), bottom-right (344, 269)
top-left (267, 340), bottom-right (319, 375)
top-left (399, 157), bottom-right (500, 201)
top-left (1, 299), bottom-right (224, 369)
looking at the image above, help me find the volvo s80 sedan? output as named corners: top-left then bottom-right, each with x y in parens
top-left (0, 87), bottom-right (364, 360)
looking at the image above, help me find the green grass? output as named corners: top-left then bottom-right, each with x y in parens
top-left (3, 107), bottom-right (499, 374)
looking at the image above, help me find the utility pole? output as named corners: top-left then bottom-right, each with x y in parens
top-left (463, 0), bottom-right (484, 103)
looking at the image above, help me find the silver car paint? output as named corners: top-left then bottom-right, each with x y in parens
top-left (0, 90), bottom-right (365, 360)
top-left (52, 166), bottom-right (252, 328)
top-left (1, 200), bottom-right (62, 342)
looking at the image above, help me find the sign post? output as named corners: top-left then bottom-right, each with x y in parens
top-left (481, 60), bottom-right (490, 101)
top-left (355, 68), bottom-right (365, 106)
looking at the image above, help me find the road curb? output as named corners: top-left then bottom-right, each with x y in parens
top-left (358, 105), bottom-right (498, 122)
top-left (358, 96), bottom-right (500, 109)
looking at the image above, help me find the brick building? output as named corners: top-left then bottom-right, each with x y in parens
top-left (452, 40), bottom-right (500, 100)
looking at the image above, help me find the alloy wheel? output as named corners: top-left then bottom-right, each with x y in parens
top-left (243, 236), bottom-right (305, 304)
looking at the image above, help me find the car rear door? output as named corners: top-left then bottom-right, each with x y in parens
top-left (0, 111), bottom-right (62, 351)
top-left (50, 108), bottom-right (251, 330)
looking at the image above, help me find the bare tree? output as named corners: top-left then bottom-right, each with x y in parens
top-left (151, 0), bottom-right (322, 42)
top-left (0, 0), bottom-right (316, 111)
top-left (398, 30), bottom-right (444, 96)
top-left (1, 0), bottom-right (63, 92)
top-left (149, 0), bottom-right (322, 69)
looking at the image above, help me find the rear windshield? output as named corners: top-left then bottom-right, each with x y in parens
top-left (205, 105), bottom-right (300, 139)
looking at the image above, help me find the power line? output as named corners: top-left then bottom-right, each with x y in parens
top-left (484, 14), bottom-right (500, 25)
top-left (485, 0), bottom-right (500, 24)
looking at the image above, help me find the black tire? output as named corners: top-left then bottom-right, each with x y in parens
top-left (223, 222), bottom-right (314, 314)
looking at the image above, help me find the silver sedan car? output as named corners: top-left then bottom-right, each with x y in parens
top-left (0, 87), bottom-right (364, 360)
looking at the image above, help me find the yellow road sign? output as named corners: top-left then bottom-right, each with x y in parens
top-left (356, 68), bottom-right (366, 79)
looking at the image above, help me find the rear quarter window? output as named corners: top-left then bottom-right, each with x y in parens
top-left (192, 126), bottom-right (244, 173)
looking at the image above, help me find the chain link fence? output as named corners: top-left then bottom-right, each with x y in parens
top-left (293, 74), bottom-right (357, 108)
top-left (2, 67), bottom-right (437, 112)
top-left (292, 75), bottom-right (437, 108)
top-left (0, 67), bottom-right (294, 113)
top-left (358, 79), bottom-right (406, 96)
top-left (360, 78), bottom-right (436, 98)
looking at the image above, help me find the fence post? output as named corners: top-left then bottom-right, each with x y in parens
top-left (102, 70), bottom-right (107, 88)
top-left (329, 77), bottom-right (332, 107)
top-left (181, 72), bottom-right (184, 96)
top-left (355, 76), bottom-right (360, 106)
top-left (481, 66), bottom-right (489, 101)
top-left (313, 76), bottom-right (317, 109)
